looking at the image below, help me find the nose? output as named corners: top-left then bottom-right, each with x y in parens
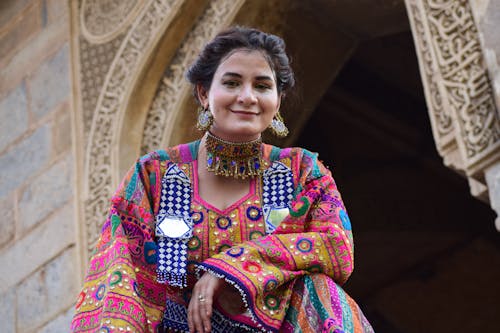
top-left (237, 84), bottom-right (257, 105)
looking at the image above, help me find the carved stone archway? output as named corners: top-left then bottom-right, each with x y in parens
top-left (72, 0), bottom-right (500, 272)
top-left (77, 0), bottom-right (200, 265)
top-left (74, 0), bottom-right (300, 267)
top-left (74, 0), bottom-right (253, 268)
top-left (405, 0), bottom-right (500, 201)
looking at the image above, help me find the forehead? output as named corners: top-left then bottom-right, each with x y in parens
top-left (215, 49), bottom-right (274, 78)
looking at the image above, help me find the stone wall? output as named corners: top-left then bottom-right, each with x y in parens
top-left (0, 1), bottom-right (78, 332)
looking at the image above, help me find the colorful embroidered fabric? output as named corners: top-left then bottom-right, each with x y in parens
top-left (282, 274), bottom-right (374, 333)
top-left (70, 141), bottom-right (372, 333)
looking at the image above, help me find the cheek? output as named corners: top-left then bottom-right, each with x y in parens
top-left (264, 96), bottom-right (279, 112)
top-left (209, 89), bottom-right (232, 107)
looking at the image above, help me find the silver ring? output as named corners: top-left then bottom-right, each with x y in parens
top-left (198, 294), bottom-right (206, 302)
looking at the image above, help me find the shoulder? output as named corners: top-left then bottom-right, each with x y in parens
top-left (262, 143), bottom-right (331, 183)
top-left (138, 140), bottom-right (200, 167)
top-left (117, 140), bottom-right (200, 200)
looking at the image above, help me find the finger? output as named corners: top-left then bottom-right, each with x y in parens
top-left (203, 286), bottom-right (214, 318)
top-left (187, 302), bottom-right (194, 333)
top-left (201, 279), bottom-right (220, 332)
top-left (189, 291), bottom-right (203, 333)
top-left (193, 290), bottom-right (208, 333)
top-left (200, 298), bottom-right (211, 333)
top-left (193, 299), bottom-right (204, 333)
top-left (191, 283), bottom-right (205, 333)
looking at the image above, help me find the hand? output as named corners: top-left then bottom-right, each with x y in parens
top-left (187, 272), bottom-right (225, 333)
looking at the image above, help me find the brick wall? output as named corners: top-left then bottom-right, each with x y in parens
top-left (0, 1), bottom-right (78, 332)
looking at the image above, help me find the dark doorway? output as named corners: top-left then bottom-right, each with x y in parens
top-left (295, 30), bottom-right (500, 333)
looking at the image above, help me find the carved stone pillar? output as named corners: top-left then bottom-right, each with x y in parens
top-left (469, 1), bottom-right (500, 231)
top-left (405, 0), bottom-right (500, 221)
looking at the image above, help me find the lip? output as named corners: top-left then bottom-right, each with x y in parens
top-left (230, 109), bottom-right (259, 115)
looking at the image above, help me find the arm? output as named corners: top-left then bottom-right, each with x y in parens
top-left (71, 155), bottom-right (166, 333)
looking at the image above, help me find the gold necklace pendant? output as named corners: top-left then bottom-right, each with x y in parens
top-left (205, 132), bottom-right (264, 179)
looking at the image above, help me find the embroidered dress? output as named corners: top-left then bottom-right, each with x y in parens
top-left (71, 141), bottom-right (373, 333)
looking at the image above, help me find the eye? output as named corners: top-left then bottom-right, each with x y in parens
top-left (223, 80), bottom-right (239, 88)
top-left (255, 83), bottom-right (272, 90)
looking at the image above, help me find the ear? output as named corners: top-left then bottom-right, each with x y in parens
top-left (275, 92), bottom-right (283, 114)
top-left (196, 84), bottom-right (209, 109)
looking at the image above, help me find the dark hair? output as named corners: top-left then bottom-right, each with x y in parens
top-left (186, 26), bottom-right (295, 102)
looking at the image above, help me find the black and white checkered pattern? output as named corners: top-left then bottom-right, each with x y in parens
top-left (156, 164), bottom-right (192, 287)
top-left (159, 164), bottom-right (191, 217)
top-left (263, 162), bottom-right (294, 233)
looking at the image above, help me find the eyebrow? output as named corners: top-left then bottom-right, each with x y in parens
top-left (222, 72), bottom-right (274, 81)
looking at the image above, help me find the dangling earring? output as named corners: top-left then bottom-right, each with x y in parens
top-left (196, 105), bottom-right (213, 131)
top-left (269, 112), bottom-right (289, 137)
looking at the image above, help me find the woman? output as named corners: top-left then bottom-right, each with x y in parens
top-left (71, 27), bottom-right (374, 333)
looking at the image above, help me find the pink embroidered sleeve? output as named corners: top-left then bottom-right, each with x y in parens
top-left (71, 155), bottom-right (167, 333)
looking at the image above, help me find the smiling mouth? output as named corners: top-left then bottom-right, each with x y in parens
top-left (231, 110), bottom-right (258, 115)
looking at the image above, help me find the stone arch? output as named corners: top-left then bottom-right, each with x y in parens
top-left (79, 0), bottom-right (250, 264)
top-left (81, 0), bottom-right (198, 261)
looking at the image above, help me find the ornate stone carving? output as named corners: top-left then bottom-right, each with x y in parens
top-left (79, 35), bottom-right (126, 144)
top-left (405, 0), bottom-right (500, 184)
top-left (84, 0), bottom-right (180, 256)
top-left (80, 0), bottom-right (144, 43)
top-left (141, 0), bottom-right (245, 154)
top-left (406, 0), bottom-right (454, 152)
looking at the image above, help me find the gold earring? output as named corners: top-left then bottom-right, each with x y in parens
top-left (196, 105), bottom-right (213, 131)
top-left (269, 112), bottom-right (288, 137)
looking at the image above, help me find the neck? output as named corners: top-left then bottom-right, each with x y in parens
top-left (204, 131), bottom-right (261, 144)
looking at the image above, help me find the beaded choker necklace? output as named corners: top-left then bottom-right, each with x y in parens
top-left (205, 131), bottom-right (264, 179)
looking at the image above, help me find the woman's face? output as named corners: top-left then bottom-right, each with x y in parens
top-left (198, 49), bottom-right (281, 142)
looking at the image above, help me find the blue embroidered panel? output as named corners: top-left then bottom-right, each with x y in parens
top-left (156, 163), bottom-right (192, 287)
top-left (262, 161), bottom-right (294, 234)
